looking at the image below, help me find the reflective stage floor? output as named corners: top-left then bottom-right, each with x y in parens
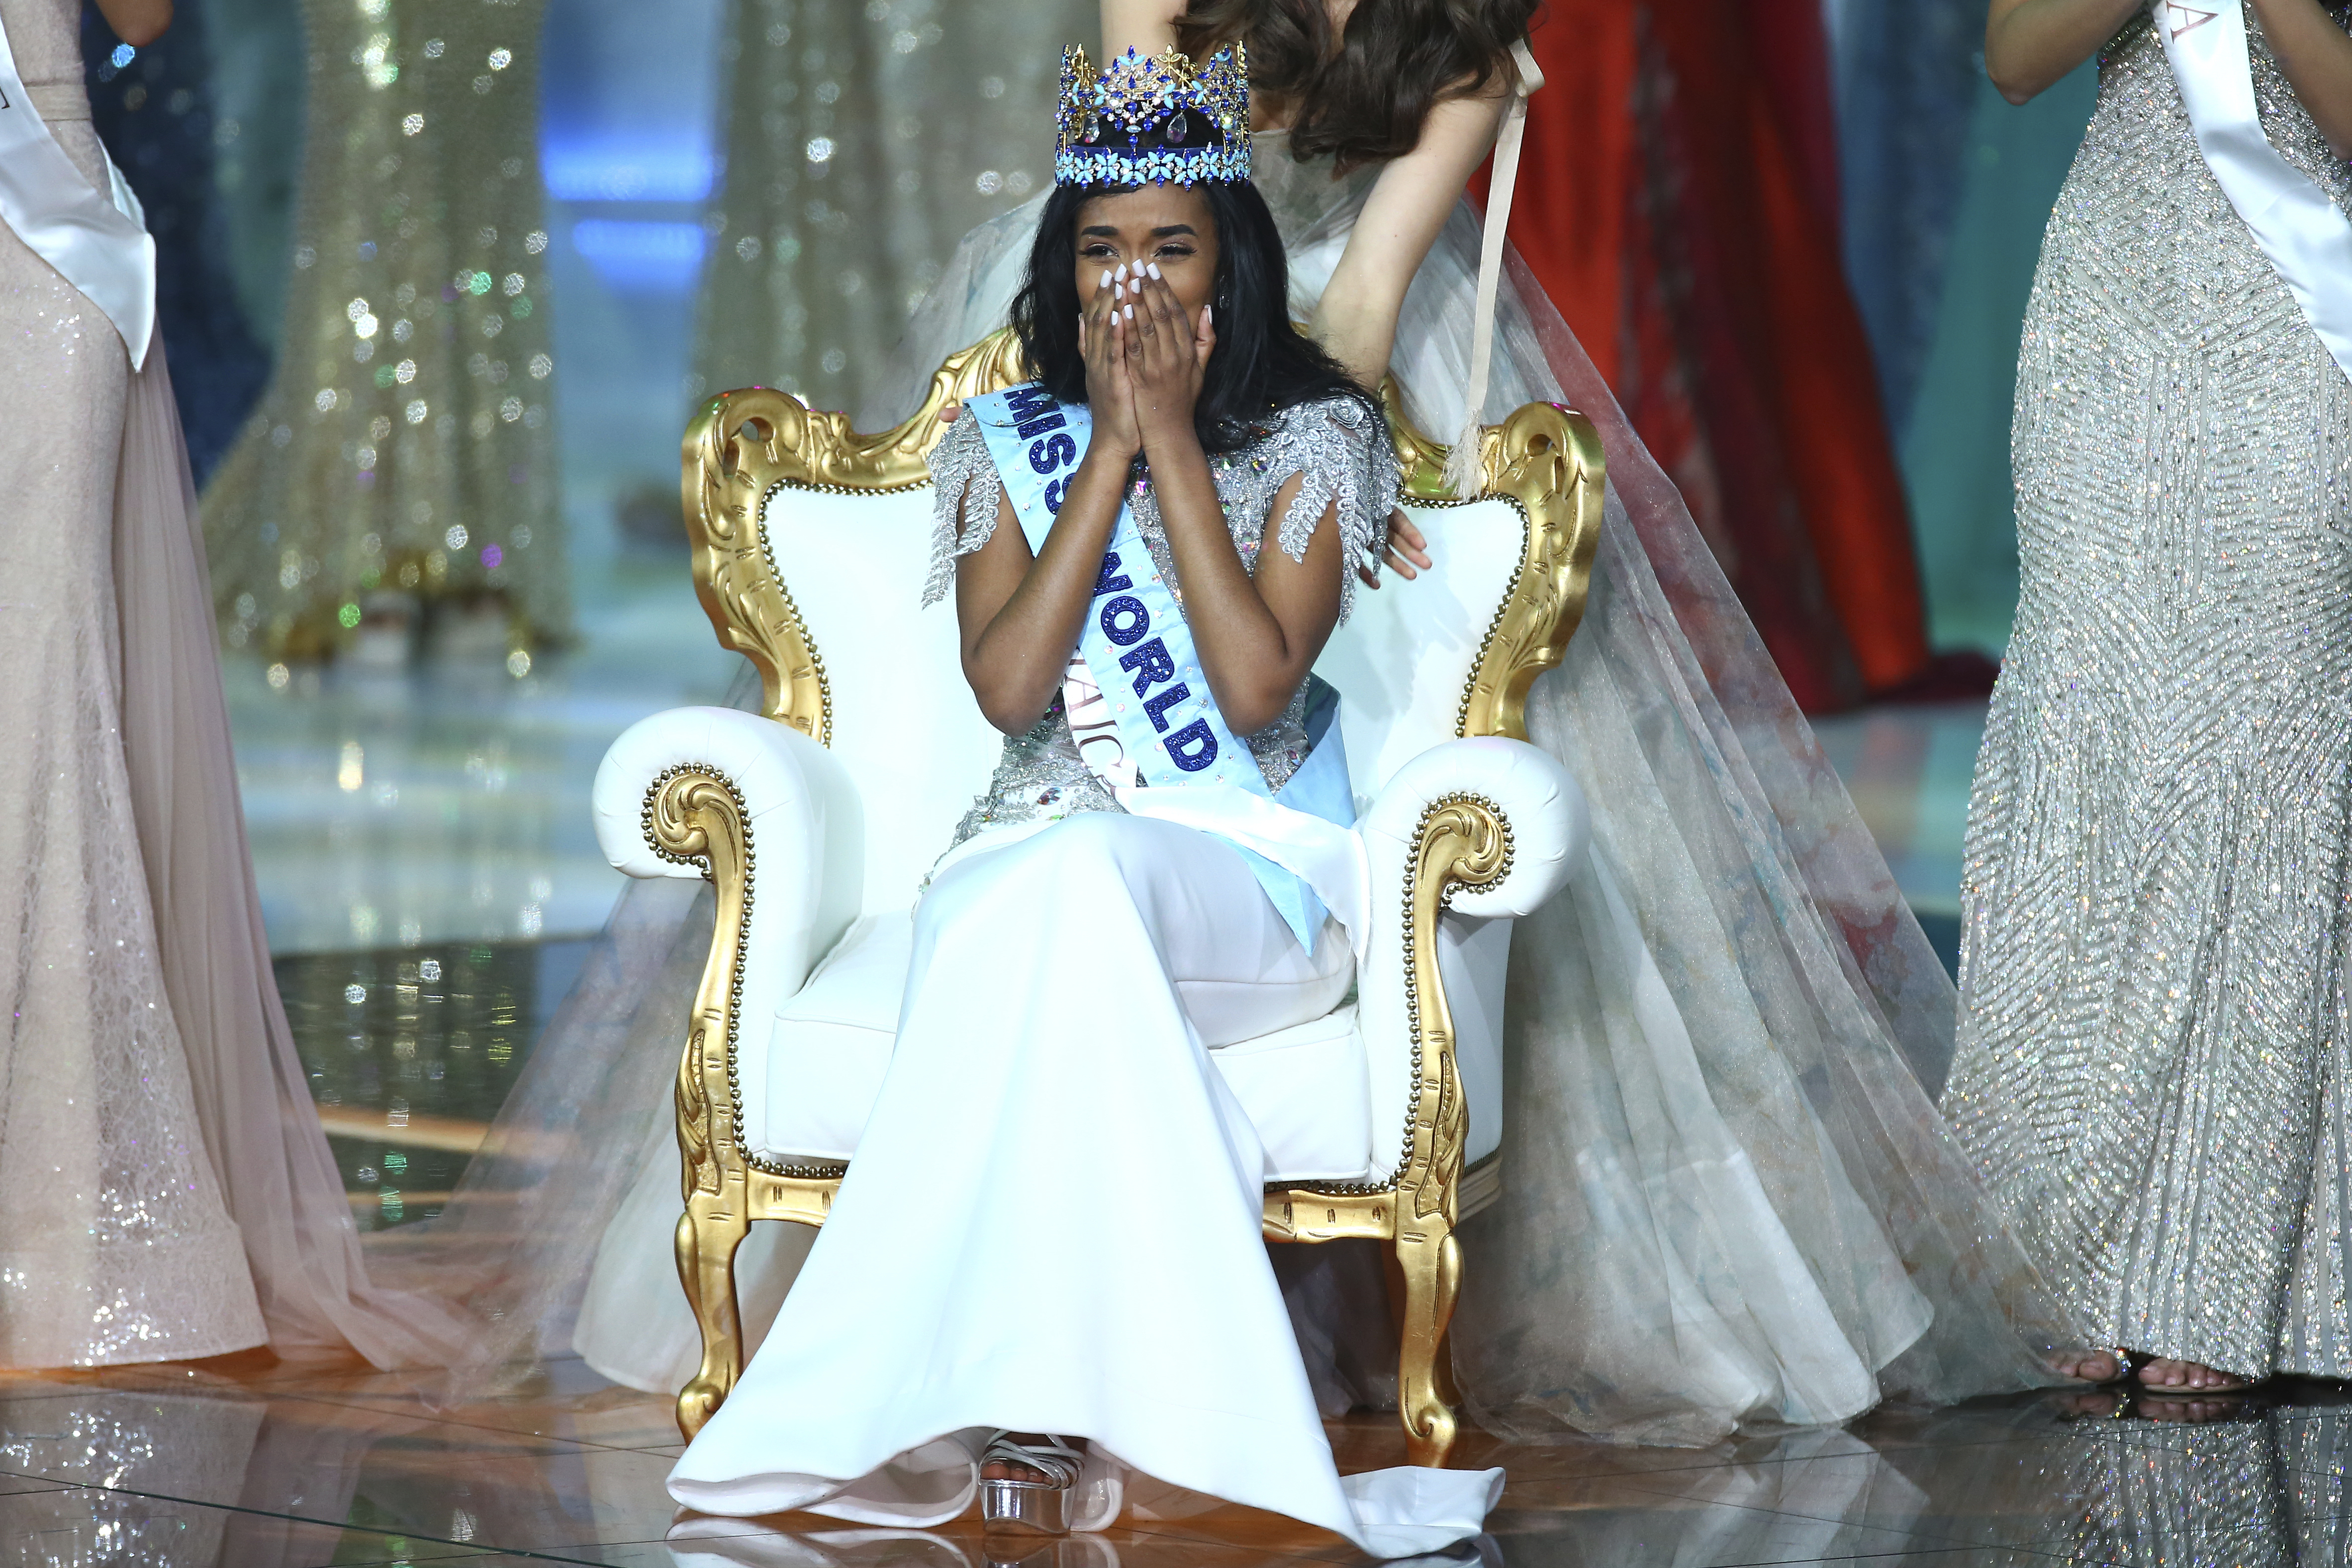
top-left (4, 1350), bottom-right (2347, 1567)
top-left (195, 539), bottom-right (2053, 1566)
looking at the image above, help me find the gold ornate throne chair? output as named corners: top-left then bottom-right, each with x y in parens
top-left (588, 330), bottom-right (1603, 1463)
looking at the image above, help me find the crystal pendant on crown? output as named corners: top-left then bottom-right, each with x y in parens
top-left (1054, 42), bottom-right (1251, 188)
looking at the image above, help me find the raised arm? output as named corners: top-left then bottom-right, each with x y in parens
top-left (1125, 273), bottom-right (1345, 732)
top-left (1102, 0), bottom-right (1184, 58)
top-left (95, 0), bottom-right (172, 46)
top-left (1312, 85), bottom-right (1512, 388)
top-left (2250, 0), bottom-right (2352, 159)
top-left (955, 277), bottom-right (1143, 735)
top-left (1984, 0), bottom-right (2139, 103)
top-left (1987, 0), bottom-right (2352, 154)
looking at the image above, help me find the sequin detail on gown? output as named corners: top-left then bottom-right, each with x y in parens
top-left (1946, 9), bottom-right (2352, 1379)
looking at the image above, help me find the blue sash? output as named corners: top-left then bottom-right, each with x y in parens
top-left (966, 384), bottom-right (1354, 952)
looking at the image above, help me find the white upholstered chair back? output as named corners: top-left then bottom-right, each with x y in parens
top-left (753, 484), bottom-right (1539, 914)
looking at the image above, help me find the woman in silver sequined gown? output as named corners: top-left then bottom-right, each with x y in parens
top-left (1947, 0), bottom-right (2352, 1388)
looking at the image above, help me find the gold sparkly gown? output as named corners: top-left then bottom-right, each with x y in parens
top-left (1947, 7), bottom-right (2352, 1380)
top-left (199, 0), bottom-right (566, 658)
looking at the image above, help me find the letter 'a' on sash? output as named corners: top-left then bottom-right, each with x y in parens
top-left (2159, 0), bottom-right (2352, 383)
top-left (0, 11), bottom-right (156, 368)
top-left (963, 384), bottom-right (1360, 952)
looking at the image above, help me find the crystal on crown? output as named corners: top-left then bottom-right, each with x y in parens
top-left (1055, 43), bottom-right (1250, 187)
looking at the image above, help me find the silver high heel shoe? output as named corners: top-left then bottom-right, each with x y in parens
top-left (979, 1431), bottom-right (1087, 1536)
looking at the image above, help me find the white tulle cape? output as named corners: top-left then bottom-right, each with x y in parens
top-left (382, 133), bottom-right (2074, 1448)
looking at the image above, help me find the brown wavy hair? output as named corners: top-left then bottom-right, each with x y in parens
top-left (1175, 0), bottom-right (1537, 170)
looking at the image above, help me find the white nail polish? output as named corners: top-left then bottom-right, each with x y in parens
top-left (1146, 263), bottom-right (1161, 280)
top-left (1115, 262), bottom-right (1128, 280)
top-left (1124, 303), bottom-right (1133, 320)
top-left (1100, 270), bottom-right (1112, 290)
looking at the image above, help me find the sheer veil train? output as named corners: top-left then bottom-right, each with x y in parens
top-left (381, 131), bottom-right (2074, 1446)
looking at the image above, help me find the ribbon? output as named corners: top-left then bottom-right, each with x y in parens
top-left (1438, 38), bottom-right (1545, 498)
top-left (0, 9), bottom-right (155, 368)
top-left (2157, 0), bottom-right (2352, 383)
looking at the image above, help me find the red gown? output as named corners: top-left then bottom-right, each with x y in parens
top-left (1484, 0), bottom-right (1933, 711)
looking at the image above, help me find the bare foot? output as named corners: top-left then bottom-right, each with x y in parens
top-left (2138, 1357), bottom-right (2255, 1393)
top-left (2048, 1348), bottom-right (2124, 1383)
top-left (981, 1431), bottom-right (1059, 1486)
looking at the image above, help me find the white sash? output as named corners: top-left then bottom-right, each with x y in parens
top-left (1438, 37), bottom-right (1543, 498)
top-left (2158, 0), bottom-right (2352, 383)
top-left (0, 11), bottom-right (155, 368)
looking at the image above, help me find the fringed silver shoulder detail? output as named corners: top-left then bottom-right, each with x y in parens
top-left (1264, 395), bottom-right (1401, 626)
top-left (921, 413), bottom-right (1004, 608)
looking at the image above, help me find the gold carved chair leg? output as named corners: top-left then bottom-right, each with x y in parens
top-left (1395, 1220), bottom-right (1465, 1467)
top-left (1392, 792), bottom-right (1514, 1467)
top-left (1431, 1320), bottom-right (1465, 1413)
top-left (645, 765), bottom-right (760, 1439)
top-left (675, 1188), bottom-right (750, 1439)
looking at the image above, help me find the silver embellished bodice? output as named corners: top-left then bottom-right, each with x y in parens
top-left (1945, 6), bottom-right (2352, 1377)
top-left (924, 393), bottom-right (1394, 845)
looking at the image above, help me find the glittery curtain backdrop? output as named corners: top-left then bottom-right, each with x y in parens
top-left (81, 0), bottom-right (273, 488)
top-left (201, 0), bottom-right (567, 661)
top-left (688, 0), bottom-right (1088, 420)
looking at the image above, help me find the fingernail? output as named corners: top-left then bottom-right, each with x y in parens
top-left (1115, 262), bottom-right (1128, 280)
top-left (1100, 270), bottom-right (1112, 290)
top-left (1202, 302), bottom-right (1212, 325)
top-left (1124, 303), bottom-right (1133, 320)
top-left (1146, 262), bottom-right (1161, 279)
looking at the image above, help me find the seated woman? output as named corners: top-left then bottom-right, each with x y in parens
top-left (660, 45), bottom-right (1501, 1560)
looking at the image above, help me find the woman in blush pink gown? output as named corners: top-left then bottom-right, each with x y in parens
top-left (0, 0), bottom-right (468, 1367)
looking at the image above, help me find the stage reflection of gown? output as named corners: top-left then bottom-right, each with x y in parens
top-left (423, 132), bottom-right (2073, 1447)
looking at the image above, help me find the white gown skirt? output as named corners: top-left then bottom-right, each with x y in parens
top-left (664, 813), bottom-right (1503, 1557)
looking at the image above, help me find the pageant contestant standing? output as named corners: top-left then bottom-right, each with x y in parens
top-left (0, 0), bottom-right (466, 1366)
top-left (665, 48), bottom-right (1499, 1554)
top-left (1947, 0), bottom-right (2352, 1395)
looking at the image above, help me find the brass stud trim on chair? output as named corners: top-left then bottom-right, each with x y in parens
top-left (642, 765), bottom-right (842, 1184)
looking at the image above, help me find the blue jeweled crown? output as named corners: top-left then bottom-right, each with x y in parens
top-left (1055, 44), bottom-right (1250, 187)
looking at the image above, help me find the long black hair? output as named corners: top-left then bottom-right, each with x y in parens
top-left (1008, 179), bottom-right (1384, 457)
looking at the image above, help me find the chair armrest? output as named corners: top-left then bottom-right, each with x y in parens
top-left (592, 705), bottom-right (864, 1008)
top-left (1350, 737), bottom-right (1587, 1187)
top-left (1357, 737), bottom-right (1586, 920)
